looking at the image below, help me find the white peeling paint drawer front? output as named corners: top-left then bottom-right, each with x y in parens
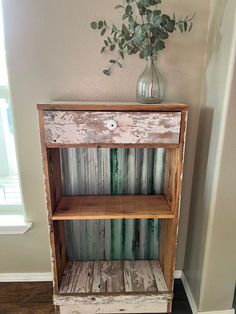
top-left (43, 111), bottom-right (181, 145)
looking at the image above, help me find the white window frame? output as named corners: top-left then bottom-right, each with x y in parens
top-left (0, 3), bottom-right (31, 234)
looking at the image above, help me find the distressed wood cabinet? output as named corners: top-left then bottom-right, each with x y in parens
top-left (38, 102), bottom-right (188, 314)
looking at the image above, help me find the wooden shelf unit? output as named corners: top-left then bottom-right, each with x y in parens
top-left (38, 103), bottom-right (188, 314)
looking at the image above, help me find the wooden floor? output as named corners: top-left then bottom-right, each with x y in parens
top-left (0, 279), bottom-right (192, 314)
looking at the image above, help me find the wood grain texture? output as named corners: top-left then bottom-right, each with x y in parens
top-left (38, 110), bottom-right (63, 294)
top-left (37, 102), bottom-right (188, 112)
top-left (43, 111), bottom-right (181, 146)
top-left (0, 303), bottom-right (55, 314)
top-left (52, 195), bottom-right (174, 220)
top-left (160, 111), bottom-right (188, 291)
top-left (55, 294), bottom-right (171, 305)
top-left (58, 260), bottom-right (171, 298)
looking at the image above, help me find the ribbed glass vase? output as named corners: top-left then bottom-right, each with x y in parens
top-left (136, 56), bottom-right (164, 104)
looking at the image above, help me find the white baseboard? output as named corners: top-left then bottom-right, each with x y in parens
top-left (174, 270), bottom-right (182, 279)
top-left (181, 271), bottom-right (235, 314)
top-left (0, 272), bottom-right (53, 282)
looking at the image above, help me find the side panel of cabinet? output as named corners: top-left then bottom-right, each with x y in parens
top-left (159, 111), bottom-right (187, 313)
top-left (38, 109), bottom-right (66, 292)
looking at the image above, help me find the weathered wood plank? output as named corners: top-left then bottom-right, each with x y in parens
top-left (123, 261), bottom-right (133, 292)
top-left (92, 261), bottom-right (101, 293)
top-left (37, 101), bottom-right (188, 112)
top-left (54, 293), bottom-right (171, 305)
top-left (160, 111), bottom-right (188, 292)
top-left (149, 260), bottom-right (168, 292)
top-left (129, 260), bottom-right (157, 292)
top-left (73, 261), bottom-right (94, 293)
top-left (58, 302), bottom-right (169, 313)
top-left (60, 262), bottom-right (74, 294)
top-left (100, 261), bottom-right (124, 293)
top-left (43, 111), bottom-right (181, 146)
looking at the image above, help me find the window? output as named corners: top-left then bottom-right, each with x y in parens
top-left (0, 1), bottom-right (31, 233)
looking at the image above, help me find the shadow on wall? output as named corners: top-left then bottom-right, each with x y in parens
top-left (184, 106), bottom-right (214, 299)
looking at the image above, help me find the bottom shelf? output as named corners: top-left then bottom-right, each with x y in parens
top-left (55, 260), bottom-right (172, 311)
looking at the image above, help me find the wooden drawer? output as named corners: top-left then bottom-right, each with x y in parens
top-left (43, 111), bottom-right (181, 146)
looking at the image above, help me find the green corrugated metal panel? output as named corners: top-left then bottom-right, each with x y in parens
top-left (60, 148), bottom-right (165, 261)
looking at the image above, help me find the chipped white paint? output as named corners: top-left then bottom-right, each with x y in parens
top-left (58, 302), bottom-right (169, 314)
top-left (54, 294), bottom-right (171, 305)
top-left (59, 260), bottom-right (169, 295)
top-left (43, 111), bottom-right (181, 145)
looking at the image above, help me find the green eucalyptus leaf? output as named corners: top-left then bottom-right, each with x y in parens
top-left (158, 30), bottom-right (169, 39)
top-left (98, 21), bottom-right (104, 29)
top-left (119, 50), bottom-right (125, 59)
top-left (137, 2), bottom-right (146, 15)
top-left (125, 5), bottom-right (133, 15)
top-left (117, 62), bottom-right (123, 68)
top-left (178, 23), bottom-right (184, 33)
top-left (110, 44), bottom-right (116, 51)
top-left (154, 39), bottom-right (165, 51)
top-left (104, 20), bottom-right (107, 27)
top-left (165, 20), bottom-right (175, 32)
top-left (112, 24), bottom-right (118, 33)
top-left (150, 36), bottom-right (156, 45)
top-left (140, 0), bottom-right (149, 6)
top-left (91, 22), bottom-right (97, 29)
top-left (101, 46), bottom-right (106, 53)
top-left (104, 40), bottom-right (108, 46)
top-left (188, 21), bottom-right (193, 32)
top-left (108, 37), bottom-right (112, 44)
top-left (103, 69), bottom-right (111, 76)
top-left (149, 0), bottom-right (155, 5)
top-left (115, 4), bottom-right (124, 9)
top-left (109, 59), bottom-right (116, 64)
top-left (139, 50), bottom-right (145, 59)
top-left (101, 28), bottom-right (106, 36)
top-left (121, 38), bottom-right (125, 45)
top-left (184, 21), bottom-right (188, 32)
top-left (118, 42), bottom-right (123, 50)
top-left (122, 24), bottom-right (129, 35)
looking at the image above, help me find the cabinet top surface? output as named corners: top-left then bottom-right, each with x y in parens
top-left (37, 101), bottom-right (188, 112)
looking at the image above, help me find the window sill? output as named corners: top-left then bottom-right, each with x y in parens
top-left (0, 215), bottom-right (32, 234)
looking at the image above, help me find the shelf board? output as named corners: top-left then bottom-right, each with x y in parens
top-left (59, 259), bottom-right (169, 294)
top-left (52, 195), bottom-right (174, 220)
top-left (55, 260), bottom-right (172, 312)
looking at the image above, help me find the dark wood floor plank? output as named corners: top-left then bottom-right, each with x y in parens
top-left (0, 282), bottom-right (52, 303)
top-left (0, 303), bottom-right (55, 314)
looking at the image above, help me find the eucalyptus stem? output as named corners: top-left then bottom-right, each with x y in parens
top-left (91, 0), bottom-right (195, 75)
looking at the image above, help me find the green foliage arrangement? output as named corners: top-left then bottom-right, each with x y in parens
top-left (91, 0), bottom-right (194, 75)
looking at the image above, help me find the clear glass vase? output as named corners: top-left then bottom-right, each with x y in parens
top-left (136, 56), bottom-right (165, 104)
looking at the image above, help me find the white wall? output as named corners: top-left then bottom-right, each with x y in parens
top-left (184, 0), bottom-right (236, 310)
